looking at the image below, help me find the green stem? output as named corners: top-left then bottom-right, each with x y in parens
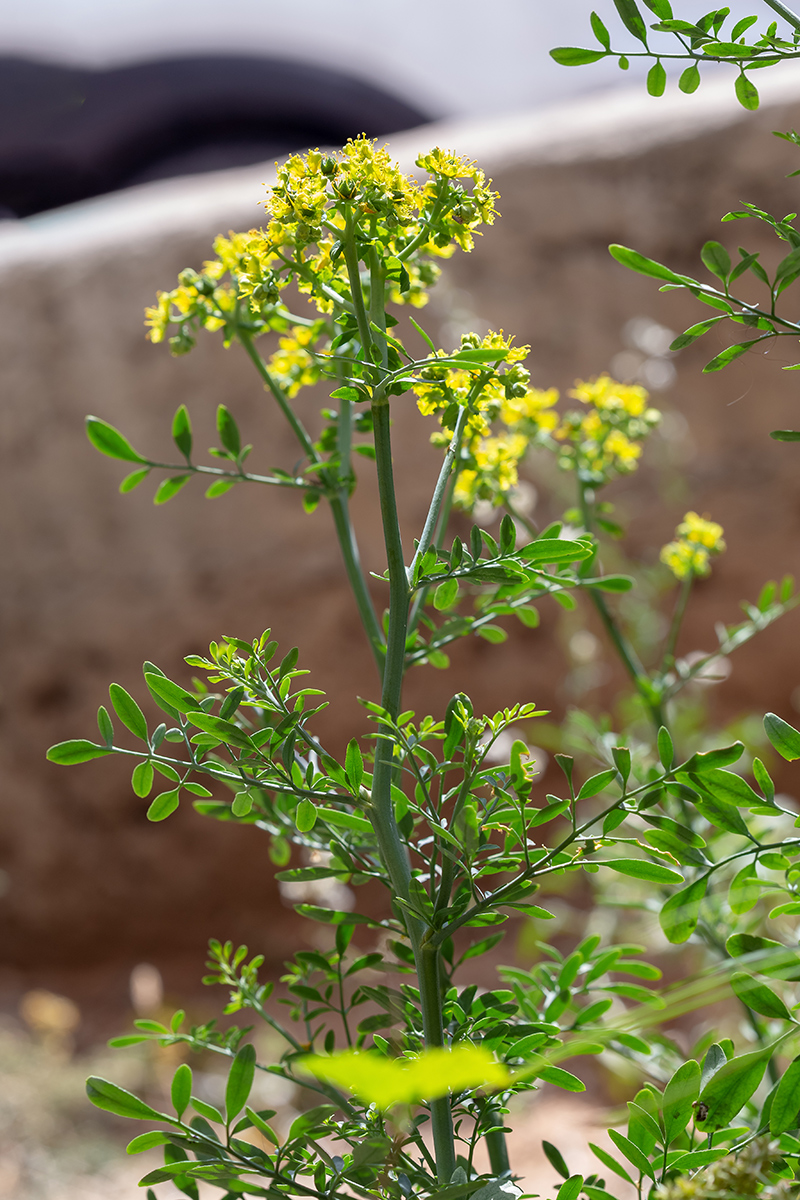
top-left (370, 393), bottom-right (456, 1184)
top-left (342, 219), bottom-right (455, 1183)
top-left (240, 328), bottom-right (383, 677)
top-left (342, 212), bottom-right (374, 356)
top-left (329, 492), bottom-right (385, 676)
top-left (661, 572), bottom-right (693, 671)
top-left (484, 1108), bottom-right (511, 1178)
top-left (762, 0), bottom-right (800, 32)
top-left (239, 331), bottom-right (320, 466)
top-left (409, 402), bottom-right (471, 584)
top-left (578, 483), bottom-right (666, 733)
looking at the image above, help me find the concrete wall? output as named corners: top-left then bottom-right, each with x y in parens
top-left (2, 72), bottom-right (800, 1001)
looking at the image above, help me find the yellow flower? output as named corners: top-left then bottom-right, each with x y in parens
top-left (604, 430), bottom-right (642, 466)
top-left (660, 511), bottom-right (725, 580)
top-left (678, 510), bottom-right (725, 550)
top-left (500, 386), bottom-right (559, 430)
top-left (570, 374), bottom-right (648, 416)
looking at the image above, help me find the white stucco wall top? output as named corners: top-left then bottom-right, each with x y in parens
top-left (3, 61), bottom-right (800, 273)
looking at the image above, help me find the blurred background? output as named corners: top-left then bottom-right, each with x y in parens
top-left (2, 3), bottom-right (800, 1196)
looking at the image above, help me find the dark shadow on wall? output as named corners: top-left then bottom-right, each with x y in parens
top-left (0, 55), bottom-right (429, 217)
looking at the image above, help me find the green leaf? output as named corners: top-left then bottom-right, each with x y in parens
top-left (231, 790), bottom-right (254, 816)
top-left (728, 863), bottom-right (759, 914)
top-left (120, 467), bottom-right (150, 493)
top-left (86, 1076), bottom-right (163, 1120)
top-left (770, 1056), bottom-right (800, 1134)
top-left (295, 799), bottom-right (317, 832)
top-left (186, 710), bottom-right (255, 751)
top-left (172, 404), bottom-right (193, 458)
top-left (225, 1043), bottom-right (256, 1123)
top-left (557, 1176), bottom-right (584, 1200)
top-left (191, 1096), bottom-right (224, 1124)
top-left (608, 1128), bottom-right (654, 1179)
top-left (217, 404), bottom-right (241, 456)
top-left (295, 904), bottom-right (381, 926)
top-left (126, 1131), bottom-right (171, 1154)
top-left (131, 760), bottom-right (154, 798)
top-left (144, 672), bottom-right (199, 714)
top-left (538, 1065), bottom-right (586, 1092)
top-left (679, 64), bottom-right (701, 93)
top-left (550, 46), bottom-right (608, 65)
top-left (770, 429), bottom-right (800, 441)
top-left (450, 348), bottom-right (508, 364)
top-left (730, 972), bottom-right (791, 1020)
top-left (726, 932), bottom-right (786, 960)
top-left (696, 1043), bottom-right (774, 1131)
top-left (609, 244), bottom-right (690, 284)
top-left (205, 478), bottom-right (236, 498)
top-left (171, 1063), bottom-right (193, 1120)
top-left (527, 798), bottom-right (571, 827)
top-left (735, 72), bottom-right (759, 111)
top-left (345, 739), bottom-right (364, 792)
top-left (97, 705), bottom-right (114, 746)
top-left (515, 605), bottom-right (540, 628)
top-left (519, 538), bottom-right (592, 564)
top-left (434, 579), bottom-right (460, 610)
top-left (542, 1141), bottom-right (570, 1179)
top-left (689, 786), bottom-right (750, 836)
top-left (647, 60), bottom-right (666, 96)
top-left (244, 1106), bottom-right (280, 1144)
top-left (109, 683), bottom-right (148, 741)
top-left (458, 934), bottom-right (505, 964)
top-left (659, 876), bottom-right (707, 943)
top-left (601, 859), bottom-right (683, 884)
top-left (591, 12), bottom-right (611, 48)
top-left (477, 625), bottom-right (507, 644)
top-left (315, 807), bottom-right (373, 834)
top-left (669, 1149), bottom-right (727, 1171)
top-left (702, 335), bottom-right (759, 373)
top-left (85, 416), bottom-right (147, 463)
top-left (682, 743), bottom-right (744, 773)
top-left (701, 767), bottom-right (761, 808)
top-left (657, 726), bottom-right (674, 769)
top-left (577, 769), bottom-right (617, 800)
top-left (612, 746), bottom-right (631, 783)
top-left (612, 0), bottom-right (648, 42)
top-left (589, 1143), bottom-right (634, 1185)
top-left (663, 1059), bottom-right (701, 1145)
top-left (701, 241), bottom-right (731, 281)
top-left (764, 712), bottom-right (800, 761)
top-left (147, 789), bottom-right (180, 821)
top-left (154, 474), bottom-right (190, 505)
top-left (583, 575), bottom-right (633, 592)
top-left (183, 782), bottom-right (212, 798)
top-left (47, 739), bottom-right (111, 765)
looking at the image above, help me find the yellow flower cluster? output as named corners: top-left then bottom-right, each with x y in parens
top-left (268, 324), bottom-right (325, 398)
top-left (145, 138), bottom-right (499, 357)
top-left (660, 511), bottom-right (726, 580)
top-left (553, 375), bottom-right (661, 480)
top-left (415, 332), bottom-right (548, 509)
top-left (423, 361), bottom-right (662, 513)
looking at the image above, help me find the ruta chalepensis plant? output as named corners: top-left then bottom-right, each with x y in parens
top-left (47, 40), bottom-right (800, 1200)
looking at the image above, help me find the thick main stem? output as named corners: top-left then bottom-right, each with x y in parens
top-left (370, 395), bottom-right (456, 1183)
